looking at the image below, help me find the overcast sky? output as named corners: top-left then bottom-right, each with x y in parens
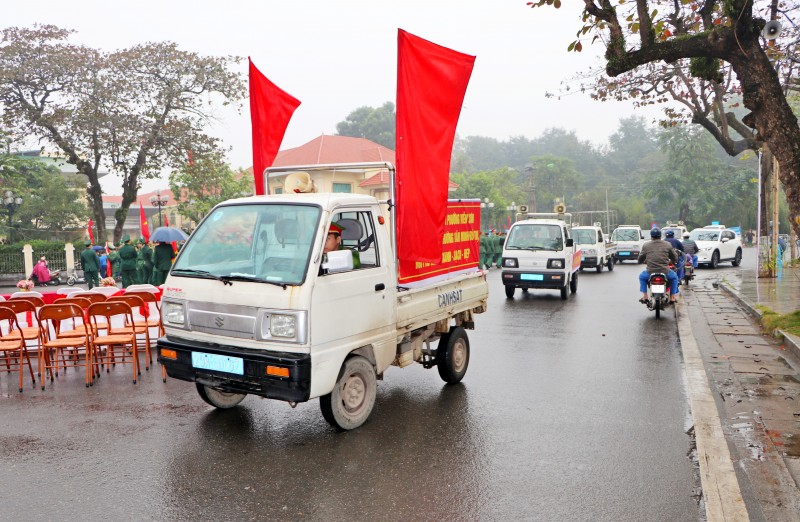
top-left (5, 1), bottom-right (660, 194)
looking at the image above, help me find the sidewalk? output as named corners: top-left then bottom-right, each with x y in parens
top-left (690, 264), bottom-right (800, 519)
top-left (721, 265), bottom-right (800, 360)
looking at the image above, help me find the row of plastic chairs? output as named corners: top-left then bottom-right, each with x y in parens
top-left (0, 286), bottom-right (164, 392)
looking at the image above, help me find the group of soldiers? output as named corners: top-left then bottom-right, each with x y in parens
top-left (79, 234), bottom-right (177, 290)
top-left (479, 230), bottom-right (505, 269)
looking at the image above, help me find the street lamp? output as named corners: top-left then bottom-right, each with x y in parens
top-left (480, 197), bottom-right (495, 232)
top-left (3, 189), bottom-right (23, 244)
top-left (506, 201), bottom-right (517, 227)
top-left (150, 190), bottom-right (169, 227)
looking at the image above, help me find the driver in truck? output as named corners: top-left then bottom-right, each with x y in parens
top-left (323, 221), bottom-right (360, 269)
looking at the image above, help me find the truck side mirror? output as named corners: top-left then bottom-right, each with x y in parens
top-left (565, 238), bottom-right (574, 247)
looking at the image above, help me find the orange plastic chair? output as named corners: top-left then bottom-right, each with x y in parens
top-left (0, 300), bottom-right (43, 372)
top-left (125, 290), bottom-right (165, 381)
top-left (37, 304), bottom-right (93, 388)
top-left (0, 307), bottom-right (36, 392)
top-left (107, 294), bottom-right (152, 371)
top-left (87, 301), bottom-right (140, 384)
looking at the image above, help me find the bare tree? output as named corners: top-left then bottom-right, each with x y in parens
top-left (0, 25), bottom-right (245, 243)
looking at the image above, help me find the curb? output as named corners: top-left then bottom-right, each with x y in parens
top-left (719, 281), bottom-right (800, 362)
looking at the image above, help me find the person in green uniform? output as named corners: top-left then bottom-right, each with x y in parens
top-left (118, 234), bottom-right (138, 288)
top-left (152, 241), bottom-right (176, 285)
top-left (108, 244), bottom-right (121, 280)
top-left (493, 231), bottom-right (506, 268)
top-left (137, 238), bottom-right (154, 285)
top-left (479, 231), bottom-right (490, 269)
top-left (80, 240), bottom-right (100, 289)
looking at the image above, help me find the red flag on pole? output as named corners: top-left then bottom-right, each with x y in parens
top-left (139, 202), bottom-right (150, 243)
top-left (395, 30), bottom-right (475, 266)
top-left (249, 58), bottom-right (301, 195)
top-left (87, 219), bottom-right (94, 243)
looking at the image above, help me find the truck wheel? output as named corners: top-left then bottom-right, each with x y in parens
top-left (320, 356), bottom-right (376, 431)
top-left (607, 257), bottom-right (614, 271)
top-left (504, 285), bottom-right (515, 298)
top-left (596, 262), bottom-right (603, 273)
top-left (196, 384), bottom-right (247, 409)
top-left (436, 326), bottom-right (469, 384)
top-left (570, 272), bottom-right (578, 294)
top-left (560, 283), bottom-right (568, 300)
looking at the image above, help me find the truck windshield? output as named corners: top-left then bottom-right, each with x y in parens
top-left (612, 229), bottom-right (640, 242)
top-left (506, 224), bottom-right (563, 250)
top-left (571, 229), bottom-right (596, 245)
top-left (172, 203), bottom-right (321, 286)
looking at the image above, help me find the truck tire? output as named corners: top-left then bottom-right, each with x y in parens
top-left (607, 257), bottom-right (614, 271)
top-left (570, 272), bottom-right (578, 294)
top-left (436, 326), bottom-right (470, 384)
top-left (196, 384), bottom-right (247, 409)
top-left (560, 283), bottom-right (568, 300)
top-left (596, 262), bottom-right (603, 273)
top-left (320, 356), bottom-right (376, 431)
top-left (504, 285), bottom-right (515, 299)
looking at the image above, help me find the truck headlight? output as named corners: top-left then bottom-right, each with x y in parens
top-left (548, 259), bottom-right (565, 269)
top-left (583, 248), bottom-right (596, 256)
top-left (502, 257), bottom-right (518, 268)
top-left (162, 301), bottom-right (186, 326)
top-left (270, 314), bottom-right (297, 338)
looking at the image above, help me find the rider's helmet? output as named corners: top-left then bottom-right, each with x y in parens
top-left (650, 227), bottom-right (662, 239)
top-left (682, 233), bottom-right (690, 239)
top-left (665, 229), bottom-right (675, 238)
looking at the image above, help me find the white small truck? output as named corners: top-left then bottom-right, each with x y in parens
top-left (611, 225), bottom-right (645, 263)
top-left (157, 162), bottom-right (488, 430)
top-left (500, 213), bottom-right (581, 299)
top-left (571, 223), bottom-right (616, 272)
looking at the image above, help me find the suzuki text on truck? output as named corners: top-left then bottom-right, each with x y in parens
top-left (157, 162), bottom-right (489, 430)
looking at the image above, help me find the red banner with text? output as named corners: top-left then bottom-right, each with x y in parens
top-left (398, 200), bottom-right (480, 286)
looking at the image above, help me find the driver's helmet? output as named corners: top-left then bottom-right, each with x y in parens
top-left (682, 233), bottom-right (690, 239)
top-left (651, 227), bottom-right (662, 239)
top-left (665, 230), bottom-right (675, 238)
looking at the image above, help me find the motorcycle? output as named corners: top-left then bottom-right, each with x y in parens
top-left (682, 255), bottom-right (695, 286)
top-left (645, 272), bottom-right (671, 319)
top-left (30, 269), bottom-right (62, 287)
top-left (66, 268), bottom-right (86, 286)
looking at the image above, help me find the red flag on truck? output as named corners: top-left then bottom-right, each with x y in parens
top-left (395, 30), bottom-right (475, 265)
top-left (249, 58), bottom-right (301, 196)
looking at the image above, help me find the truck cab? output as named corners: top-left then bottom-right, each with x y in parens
top-left (500, 213), bottom-right (580, 299)
top-left (571, 223), bottom-right (616, 272)
top-left (611, 225), bottom-right (645, 263)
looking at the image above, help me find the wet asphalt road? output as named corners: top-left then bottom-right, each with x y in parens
top-left (0, 261), bottom-right (709, 521)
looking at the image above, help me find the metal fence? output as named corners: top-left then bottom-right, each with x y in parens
top-left (0, 248), bottom-right (82, 282)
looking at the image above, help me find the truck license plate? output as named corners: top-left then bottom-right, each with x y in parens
top-left (521, 274), bottom-right (544, 281)
top-left (191, 352), bottom-right (244, 375)
top-left (619, 252), bottom-right (630, 256)
top-left (651, 284), bottom-right (666, 293)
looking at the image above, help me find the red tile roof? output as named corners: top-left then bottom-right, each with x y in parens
top-left (273, 135), bottom-right (395, 166)
top-left (102, 190), bottom-right (176, 207)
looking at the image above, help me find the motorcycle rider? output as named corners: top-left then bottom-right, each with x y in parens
top-left (681, 232), bottom-right (699, 268)
top-left (664, 229), bottom-right (686, 280)
top-left (31, 256), bottom-right (52, 286)
top-left (638, 227), bottom-right (679, 304)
